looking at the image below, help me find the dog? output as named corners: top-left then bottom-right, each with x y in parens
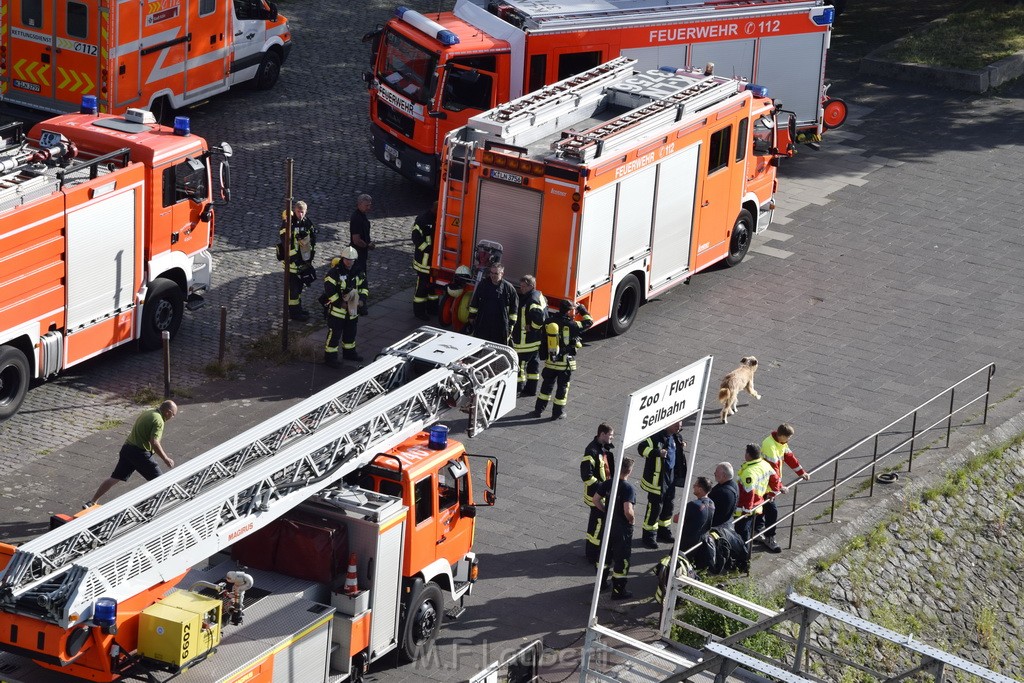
top-left (718, 356), bottom-right (760, 424)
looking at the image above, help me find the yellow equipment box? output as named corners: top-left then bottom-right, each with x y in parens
top-left (138, 591), bottom-right (222, 668)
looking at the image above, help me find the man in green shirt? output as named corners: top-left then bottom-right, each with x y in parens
top-left (86, 400), bottom-right (177, 506)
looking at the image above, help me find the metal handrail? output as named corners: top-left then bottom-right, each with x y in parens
top-left (743, 363), bottom-right (996, 559)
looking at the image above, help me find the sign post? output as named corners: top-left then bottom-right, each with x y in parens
top-left (580, 356), bottom-right (713, 679)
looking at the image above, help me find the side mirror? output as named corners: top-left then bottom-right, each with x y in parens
top-left (459, 504), bottom-right (477, 519)
top-left (485, 459), bottom-right (497, 491)
top-left (218, 161), bottom-right (231, 203)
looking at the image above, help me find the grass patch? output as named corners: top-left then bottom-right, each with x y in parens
top-left (97, 419), bottom-right (123, 430)
top-left (245, 330), bottom-right (321, 365)
top-left (884, 2), bottom-right (1024, 69)
top-left (129, 386), bottom-right (163, 405)
top-left (671, 580), bottom-right (788, 658)
top-left (204, 359), bottom-right (238, 379)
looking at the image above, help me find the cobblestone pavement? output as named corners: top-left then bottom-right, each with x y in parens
top-left (2, 1), bottom-right (1024, 681)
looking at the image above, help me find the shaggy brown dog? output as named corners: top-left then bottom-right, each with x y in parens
top-left (718, 357), bottom-right (760, 423)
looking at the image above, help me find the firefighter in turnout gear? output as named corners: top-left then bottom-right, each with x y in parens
top-left (513, 275), bottom-right (547, 396)
top-left (411, 202), bottom-right (438, 321)
top-left (279, 200), bottom-right (317, 320)
top-left (322, 246), bottom-right (368, 369)
top-left (638, 421), bottom-right (686, 549)
top-left (581, 423), bottom-right (615, 566)
top-left (532, 299), bottom-right (592, 420)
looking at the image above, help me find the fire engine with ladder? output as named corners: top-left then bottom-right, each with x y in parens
top-left (366, 0), bottom-right (842, 185)
top-left (433, 57), bottom-right (794, 335)
top-left (0, 326), bottom-right (516, 682)
top-left (0, 105), bottom-right (231, 423)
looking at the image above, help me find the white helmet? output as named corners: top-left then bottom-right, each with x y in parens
top-left (340, 246), bottom-right (358, 260)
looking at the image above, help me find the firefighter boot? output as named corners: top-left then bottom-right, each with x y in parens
top-left (552, 405), bottom-right (566, 421)
top-left (413, 301), bottom-right (430, 321)
top-left (657, 528), bottom-right (675, 545)
top-left (324, 352), bottom-right (342, 369)
top-left (531, 398), bottom-right (546, 419)
top-left (426, 297), bottom-right (439, 316)
top-left (290, 305), bottom-right (309, 321)
top-left (642, 532), bottom-right (659, 550)
top-left (343, 348), bottom-right (365, 362)
top-left (610, 579), bottom-right (632, 601)
top-left (520, 379), bottom-right (537, 397)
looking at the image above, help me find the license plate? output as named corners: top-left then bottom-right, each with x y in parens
top-left (384, 143), bottom-right (399, 161)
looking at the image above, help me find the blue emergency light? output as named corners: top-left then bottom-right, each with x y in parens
top-left (80, 95), bottom-right (98, 115)
top-left (173, 116), bottom-right (191, 136)
top-left (812, 7), bottom-right (835, 25)
top-left (744, 84), bottom-right (770, 99)
top-left (394, 6), bottom-right (460, 46)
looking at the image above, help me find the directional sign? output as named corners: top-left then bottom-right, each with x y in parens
top-left (621, 356), bottom-right (712, 447)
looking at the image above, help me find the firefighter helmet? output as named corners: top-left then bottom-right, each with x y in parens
top-left (340, 246), bottom-right (358, 260)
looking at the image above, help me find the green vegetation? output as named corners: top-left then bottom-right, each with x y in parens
top-left (671, 580), bottom-right (789, 658)
top-left (884, 2), bottom-right (1024, 70)
top-left (245, 329), bottom-right (320, 365)
top-left (204, 359), bottom-right (238, 379)
top-left (129, 386), bottom-right (162, 405)
top-left (97, 418), bottom-right (123, 430)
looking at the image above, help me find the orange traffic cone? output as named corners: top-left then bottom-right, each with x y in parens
top-left (343, 553), bottom-right (359, 595)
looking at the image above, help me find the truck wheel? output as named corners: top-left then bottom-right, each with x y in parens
top-left (399, 583), bottom-right (443, 662)
top-left (255, 51), bottom-right (282, 90)
top-left (609, 274), bottom-right (640, 336)
top-left (141, 278), bottom-right (185, 351)
top-left (0, 346), bottom-right (30, 423)
top-left (725, 210), bottom-right (754, 267)
top-left (150, 96), bottom-right (176, 126)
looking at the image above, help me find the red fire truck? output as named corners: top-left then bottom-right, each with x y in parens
top-left (0, 107), bottom-right (231, 422)
top-left (366, 0), bottom-right (842, 185)
top-left (433, 57), bottom-right (794, 334)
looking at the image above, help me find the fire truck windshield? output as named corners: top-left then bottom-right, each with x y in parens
top-left (377, 29), bottom-right (438, 105)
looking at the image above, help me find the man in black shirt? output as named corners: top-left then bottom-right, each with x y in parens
top-left (593, 457), bottom-right (636, 601)
top-left (709, 462), bottom-right (739, 528)
top-left (679, 477), bottom-right (716, 570)
top-left (467, 262), bottom-right (518, 345)
top-left (349, 194), bottom-right (375, 314)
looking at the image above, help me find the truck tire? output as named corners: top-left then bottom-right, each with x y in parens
top-left (399, 582), bottom-right (443, 662)
top-left (725, 209), bottom-right (754, 267)
top-left (609, 274), bottom-right (640, 336)
top-left (141, 278), bottom-right (185, 351)
top-left (0, 346), bottom-right (30, 423)
top-left (255, 51), bottom-right (282, 90)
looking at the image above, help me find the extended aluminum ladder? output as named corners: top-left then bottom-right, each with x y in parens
top-left (437, 136), bottom-right (475, 272)
top-left (0, 327), bottom-right (516, 628)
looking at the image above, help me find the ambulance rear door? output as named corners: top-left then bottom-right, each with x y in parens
top-left (183, 0), bottom-right (229, 100)
top-left (53, 0), bottom-right (100, 108)
top-left (4, 0), bottom-right (57, 109)
top-left (113, 0), bottom-right (143, 110)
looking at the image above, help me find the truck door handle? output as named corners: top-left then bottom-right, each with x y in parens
top-left (436, 535), bottom-right (446, 545)
top-left (702, 200), bottom-right (710, 207)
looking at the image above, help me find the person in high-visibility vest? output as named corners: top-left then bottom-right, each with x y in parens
top-left (532, 299), bottom-right (592, 420)
top-left (411, 202), bottom-right (438, 321)
top-left (637, 420), bottom-right (685, 549)
top-left (512, 274), bottom-right (547, 396)
top-left (757, 423), bottom-right (809, 553)
top-left (734, 443), bottom-right (784, 547)
top-left (581, 422), bottom-right (615, 566)
top-left (279, 200), bottom-right (317, 320)
top-left (322, 246), bottom-right (368, 368)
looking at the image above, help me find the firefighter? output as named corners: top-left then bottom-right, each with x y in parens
top-left (512, 274), bottom-right (547, 396)
top-left (757, 423), bottom-right (809, 553)
top-left (532, 299), bottom-right (592, 420)
top-left (581, 423), bottom-right (615, 566)
top-left (592, 457), bottom-right (636, 600)
top-left (411, 202), bottom-right (438, 321)
top-left (278, 200), bottom-right (317, 320)
top-left (734, 443), bottom-right (784, 547)
top-left (322, 246), bottom-right (368, 369)
top-left (638, 420), bottom-right (686, 549)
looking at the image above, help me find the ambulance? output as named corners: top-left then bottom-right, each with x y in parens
top-left (366, 0), bottom-right (842, 185)
top-left (0, 0), bottom-right (292, 117)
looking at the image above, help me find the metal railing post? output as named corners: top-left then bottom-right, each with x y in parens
top-left (908, 410), bottom-right (918, 473)
top-left (788, 483), bottom-right (798, 549)
top-left (869, 434), bottom-right (879, 498)
top-left (984, 363), bottom-right (995, 424)
top-left (946, 387), bottom-right (955, 447)
top-left (830, 461), bottom-right (839, 522)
